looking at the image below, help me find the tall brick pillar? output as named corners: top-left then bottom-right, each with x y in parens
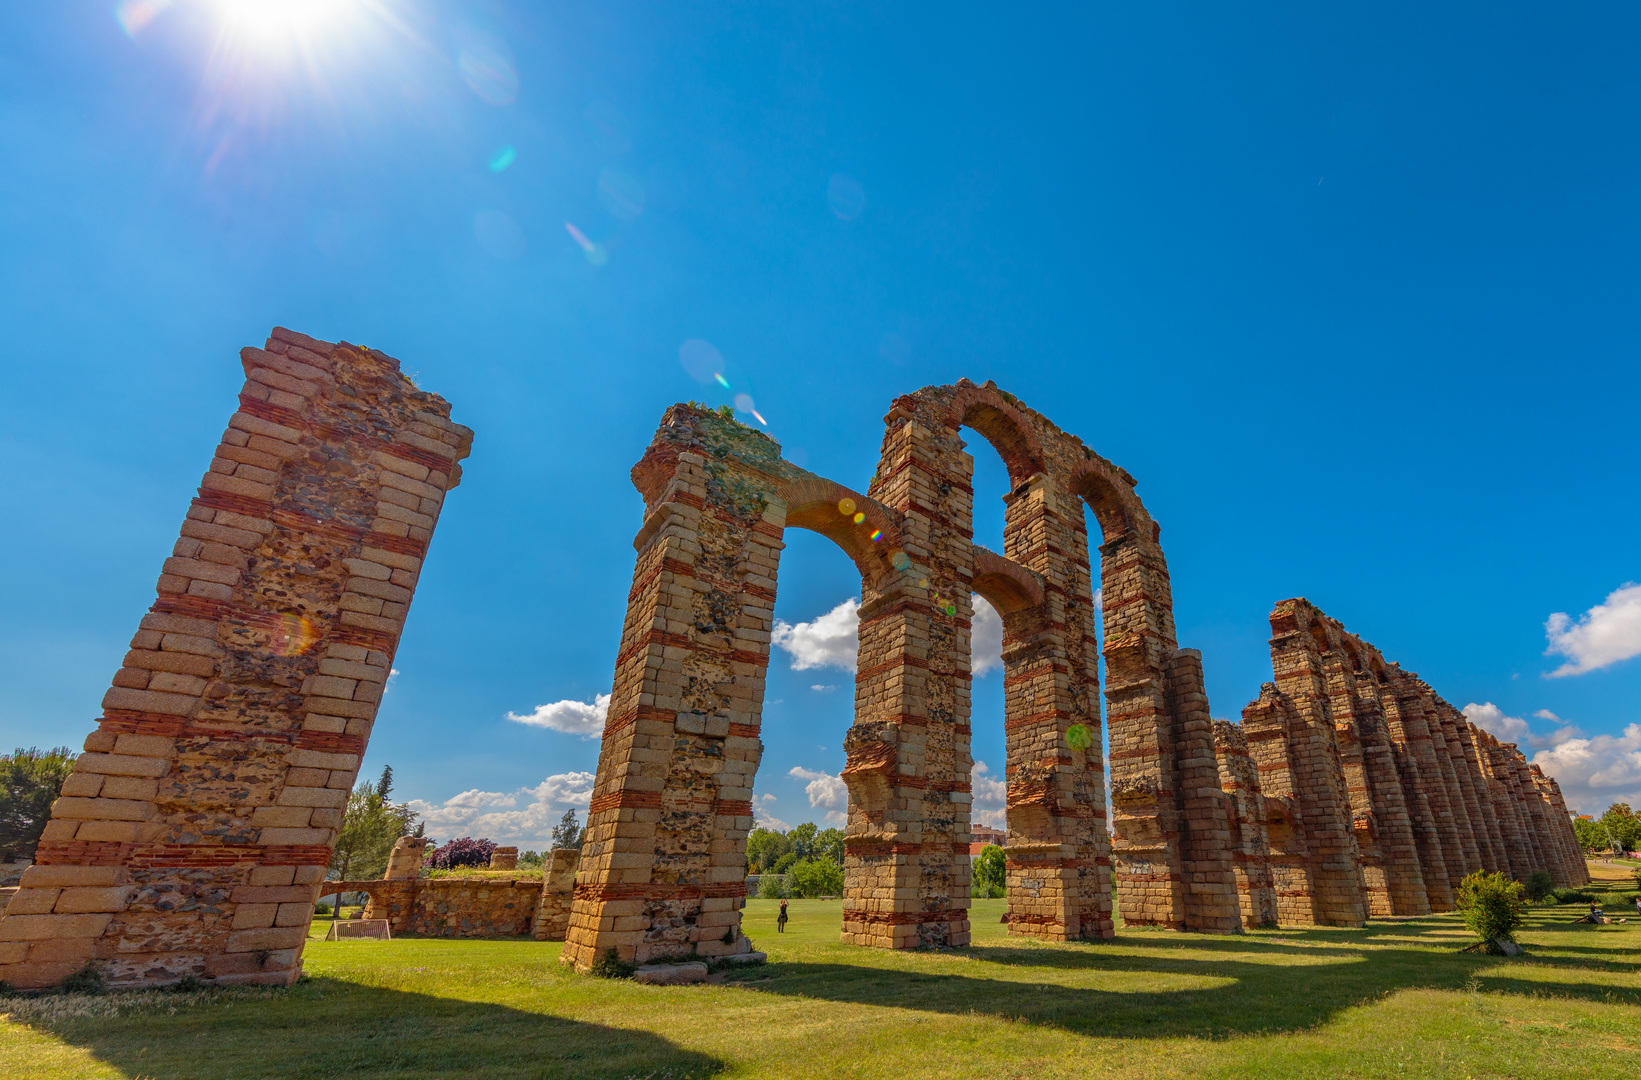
top-left (0, 328), bottom-right (471, 989)
top-left (846, 411), bottom-right (973, 949)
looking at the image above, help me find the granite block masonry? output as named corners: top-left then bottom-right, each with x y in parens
top-left (0, 328), bottom-right (472, 989)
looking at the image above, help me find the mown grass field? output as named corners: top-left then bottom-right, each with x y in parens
top-left (2, 868), bottom-right (1637, 1080)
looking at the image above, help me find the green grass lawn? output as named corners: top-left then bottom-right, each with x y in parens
top-left (3, 886), bottom-right (1638, 1079)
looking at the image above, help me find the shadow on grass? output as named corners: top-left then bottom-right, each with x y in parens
top-left (730, 919), bottom-right (1640, 1039)
top-left (9, 977), bottom-right (722, 1080)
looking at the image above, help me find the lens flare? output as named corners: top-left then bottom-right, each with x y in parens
top-left (271, 614), bottom-right (320, 656)
top-left (115, 0), bottom-right (172, 36)
top-left (869, 529), bottom-right (883, 542)
top-left (564, 222), bottom-right (607, 265)
top-left (680, 339), bottom-right (723, 383)
top-left (828, 173), bottom-right (866, 220)
top-left (837, 498), bottom-right (856, 516)
top-left (1066, 724), bottom-right (1094, 752)
top-left (853, 512), bottom-right (866, 524)
top-left (750, 410), bottom-right (767, 426)
top-left (488, 145), bottom-right (517, 173)
top-left (734, 392), bottom-right (755, 412)
top-left (714, 373), bottom-right (731, 389)
top-left (456, 32), bottom-right (519, 106)
top-left (890, 551), bottom-right (911, 570)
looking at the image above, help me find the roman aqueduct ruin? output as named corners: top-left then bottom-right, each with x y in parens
top-left (0, 330), bottom-right (1586, 987)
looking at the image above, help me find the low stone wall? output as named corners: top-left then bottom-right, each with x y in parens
top-left (324, 848), bottom-right (582, 941)
top-left (328, 876), bottom-right (540, 938)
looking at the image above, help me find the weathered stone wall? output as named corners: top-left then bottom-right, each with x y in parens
top-left (532, 848), bottom-right (580, 941)
top-left (334, 875), bottom-right (542, 937)
top-left (0, 327), bottom-right (471, 989)
top-left (1230, 599), bottom-right (1589, 925)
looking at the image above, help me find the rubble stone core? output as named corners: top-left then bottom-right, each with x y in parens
top-left (1232, 599), bottom-right (1589, 927)
top-left (563, 381), bottom-right (1242, 971)
top-left (0, 328), bottom-right (472, 989)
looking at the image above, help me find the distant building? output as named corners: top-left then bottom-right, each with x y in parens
top-left (969, 824), bottom-right (1006, 855)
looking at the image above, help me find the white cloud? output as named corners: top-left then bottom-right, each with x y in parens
top-left (385, 668), bottom-right (401, 693)
top-left (1544, 582), bottom-right (1641, 677)
top-left (972, 594), bottom-right (1003, 676)
top-left (790, 765), bottom-right (848, 825)
top-left (971, 760), bottom-right (1007, 829)
top-left (759, 793), bottom-right (777, 803)
top-left (1532, 724), bottom-right (1641, 816)
top-left (811, 684), bottom-right (837, 692)
top-left (506, 692), bottom-right (611, 737)
top-left (754, 804), bottom-right (790, 831)
top-left (404, 771), bottom-right (595, 849)
top-left (1093, 588), bottom-right (1103, 611)
top-left (1462, 702), bottom-right (1582, 751)
top-left (773, 599), bottom-right (859, 672)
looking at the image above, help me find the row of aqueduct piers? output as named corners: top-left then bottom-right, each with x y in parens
top-left (0, 329), bottom-right (1587, 987)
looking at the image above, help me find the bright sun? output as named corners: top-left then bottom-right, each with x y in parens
top-left (215, 0), bottom-right (348, 46)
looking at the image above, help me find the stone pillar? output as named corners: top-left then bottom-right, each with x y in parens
top-left (384, 836), bottom-right (430, 880)
top-left (1212, 721), bottom-right (1276, 927)
top-left (0, 327), bottom-right (471, 989)
top-left (994, 474), bottom-right (1111, 942)
top-left (533, 848), bottom-right (580, 941)
top-left (488, 847), bottom-right (519, 871)
top-left (845, 413), bottom-right (971, 949)
top-left (1336, 665), bottom-right (1428, 915)
top-left (562, 443), bottom-right (772, 969)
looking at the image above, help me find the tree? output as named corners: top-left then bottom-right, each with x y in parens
top-left (746, 827), bottom-right (791, 874)
top-left (1574, 817), bottom-right (1606, 853)
top-left (517, 850), bottom-right (545, 870)
top-left (551, 808), bottom-right (583, 850)
top-left (0, 747), bottom-right (76, 861)
top-left (1523, 870), bottom-right (1554, 903)
top-left (788, 822), bottom-right (820, 860)
top-left (788, 857), bottom-right (844, 897)
top-left (815, 827), bottom-right (845, 865)
top-left (329, 766), bottom-right (419, 881)
top-left (1599, 803), bottom-right (1639, 852)
top-left (973, 844), bottom-right (1006, 896)
top-left (1455, 870), bottom-right (1526, 945)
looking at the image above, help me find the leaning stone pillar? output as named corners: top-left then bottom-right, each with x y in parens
top-left (562, 447), bottom-right (772, 970)
top-left (0, 328), bottom-right (471, 989)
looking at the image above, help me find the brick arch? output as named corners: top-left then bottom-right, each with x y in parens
top-left (776, 475), bottom-right (904, 591)
top-left (935, 381), bottom-right (1048, 488)
top-left (970, 545), bottom-right (1045, 616)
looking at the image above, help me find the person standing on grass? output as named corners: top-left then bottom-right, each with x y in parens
top-left (778, 899), bottom-right (789, 933)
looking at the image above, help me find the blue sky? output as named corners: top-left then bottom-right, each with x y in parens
top-left (2, 2), bottom-right (1638, 847)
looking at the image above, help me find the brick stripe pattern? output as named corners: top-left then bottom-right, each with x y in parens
top-left (0, 327), bottom-right (472, 989)
top-left (1233, 599), bottom-right (1588, 927)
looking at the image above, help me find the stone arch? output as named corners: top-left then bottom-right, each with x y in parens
top-left (775, 474), bottom-right (903, 592)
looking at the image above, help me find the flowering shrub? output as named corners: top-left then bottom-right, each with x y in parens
top-left (427, 836), bottom-right (496, 870)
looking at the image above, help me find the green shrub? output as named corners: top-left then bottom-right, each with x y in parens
top-left (1552, 888), bottom-right (1597, 905)
top-left (59, 964), bottom-right (106, 995)
top-left (1523, 870), bottom-right (1554, 902)
top-left (1455, 871), bottom-right (1525, 944)
top-left (313, 902), bottom-right (332, 915)
top-left (756, 874), bottom-right (789, 899)
top-left (588, 948), bottom-right (634, 979)
top-left (788, 857), bottom-right (844, 898)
